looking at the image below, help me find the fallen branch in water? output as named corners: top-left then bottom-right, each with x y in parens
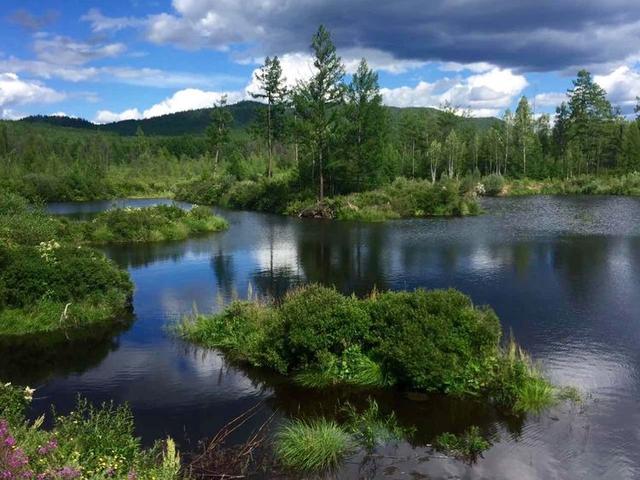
top-left (186, 402), bottom-right (285, 479)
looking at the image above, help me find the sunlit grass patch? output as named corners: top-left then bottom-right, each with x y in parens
top-left (274, 418), bottom-right (354, 473)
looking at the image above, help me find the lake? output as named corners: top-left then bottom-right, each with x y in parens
top-left (3, 195), bottom-right (640, 479)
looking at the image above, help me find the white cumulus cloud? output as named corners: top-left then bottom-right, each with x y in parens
top-left (595, 65), bottom-right (640, 113)
top-left (381, 67), bottom-right (528, 117)
top-left (94, 88), bottom-right (244, 123)
top-left (0, 72), bottom-right (64, 110)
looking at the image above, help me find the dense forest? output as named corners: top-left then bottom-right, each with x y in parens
top-left (2, 25), bottom-right (640, 204)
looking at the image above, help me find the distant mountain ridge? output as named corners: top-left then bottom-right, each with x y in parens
top-left (19, 100), bottom-right (500, 136)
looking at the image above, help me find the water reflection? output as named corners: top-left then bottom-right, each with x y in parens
top-left (13, 195), bottom-right (639, 478)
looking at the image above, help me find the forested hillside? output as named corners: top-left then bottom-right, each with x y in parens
top-left (19, 101), bottom-right (499, 136)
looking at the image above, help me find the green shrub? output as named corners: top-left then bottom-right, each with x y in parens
top-left (86, 204), bottom-right (227, 243)
top-left (274, 419), bottom-right (354, 473)
top-left (180, 286), bottom-right (555, 413)
top-left (0, 242), bottom-right (132, 336)
top-left (1, 243), bottom-right (131, 308)
top-left (365, 289), bottom-right (501, 394)
top-left (482, 174), bottom-right (505, 196)
top-left (279, 285), bottom-right (370, 370)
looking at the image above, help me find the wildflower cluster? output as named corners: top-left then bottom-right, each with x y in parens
top-left (0, 384), bottom-right (30, 426)
top-left (0, 420), bottom-right (81, 480)
top-left (36, 241), bottom-right (61, 263)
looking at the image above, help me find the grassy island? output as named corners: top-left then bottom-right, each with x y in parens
top-left (178, 285), bottom-right (561, 414)
top-left (85, 204), bottom-right (228, 243)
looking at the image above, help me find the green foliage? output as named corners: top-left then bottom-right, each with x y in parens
top-left (295, 345), bottom-right (387, 388)
top-left (365, 289), bottom-right (501, 394)
top-left (0, 243), bottom-right (131, 309)
top-left (506, 173), bottom-right (640, 196)
top-left (342, 399), bottom-right (410, 451)
top-left (435, 426), bottom-right (490, 462)
top-left (207, 95), bottom-right (234, 163)
top-left (180, 285), bottom-right (554, 413)
top-left (0, 384), bottom-right (181, 480)
top-left (278, 285), bottom-right (370, 369)
top-left (86, 205), bottom-right (228, 243)
top-left (0, 241), bottom-right (132, 336)
top-left (490, 338), bottom-right (556, 413)
top-left (53, 398), bottom-right (141, 477)
top-left (177, 300), bottom-right (287, 373)
top-left (0, 382), bottom-right (31, 425)
top-left (274, 418), bottom-right (354, 473)
top-left (482, 173), bottom-right (505, 196)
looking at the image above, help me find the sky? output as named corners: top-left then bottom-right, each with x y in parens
top-left (1, 0), bottom-right (640, 123)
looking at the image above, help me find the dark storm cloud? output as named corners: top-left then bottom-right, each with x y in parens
top-left (127, 0), bottom-right (640, 72)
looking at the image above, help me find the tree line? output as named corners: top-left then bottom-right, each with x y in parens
top-left (2, 25), bottom-right (640, 202)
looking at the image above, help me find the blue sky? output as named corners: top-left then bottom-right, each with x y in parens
top-left (1, 0), bottom-right (639, 123)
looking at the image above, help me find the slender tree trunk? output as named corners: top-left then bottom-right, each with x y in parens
top-left (412, 139), bottom-right (415, 178)
top-left (319, 149), bottom-right (324, 202)
top-left (267, 102), bottom-right (273, 178)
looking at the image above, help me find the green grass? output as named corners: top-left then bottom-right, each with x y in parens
top-left (274, 418), bottom-right (354, 473)
top-left (504, 173), bottom-right (640, 197)
top-left (294, 346), bottom-right (388, 388)
top-left (342, 399), bottom-right (411, 451)
top-left (0, 292), bottom-right (129, 337)
top-left (434, 426), bottom-right (491, 462)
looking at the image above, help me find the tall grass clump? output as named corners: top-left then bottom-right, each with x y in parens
top-left (274, 418), bottom-right (354, 473)
top-left (491, 337), bottom-right (556, 413)
top-left (435, 425), bottom-right (491, 462)
top-left (342, 399), bottom-right (410, 451)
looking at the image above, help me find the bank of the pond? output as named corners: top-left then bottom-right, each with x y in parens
top-left (0, 241), bottom-right (133, 337)
top-left (178, 285), bottom-right (568, 415)
top-left (0, 193), bottom-right (227, 337)
top-left (479, 173), bottom-right (640, 197)
top-left (175, 175), bottom-right (480, 221)
top-left (0, 382), bottom-right (181, 480)
top-left (0, 193), bottom-right (228, 246)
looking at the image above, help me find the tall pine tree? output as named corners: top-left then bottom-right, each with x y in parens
top-left (250, 56), bottom-right (288, 177)
top-left (293, 25), bottom-right (345, 201)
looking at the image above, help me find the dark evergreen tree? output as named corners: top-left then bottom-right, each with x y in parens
top-left (342, 59), bottom-right (388, 191)
top-left (207, 95), bottom-right (234, 165)
top-left (250, 56), bottom-right (288, 177)
top-left (292, 25), bottom-right (345, 201)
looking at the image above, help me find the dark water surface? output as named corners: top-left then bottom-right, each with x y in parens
top-left (5, 196), bottom-right (640, 479)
